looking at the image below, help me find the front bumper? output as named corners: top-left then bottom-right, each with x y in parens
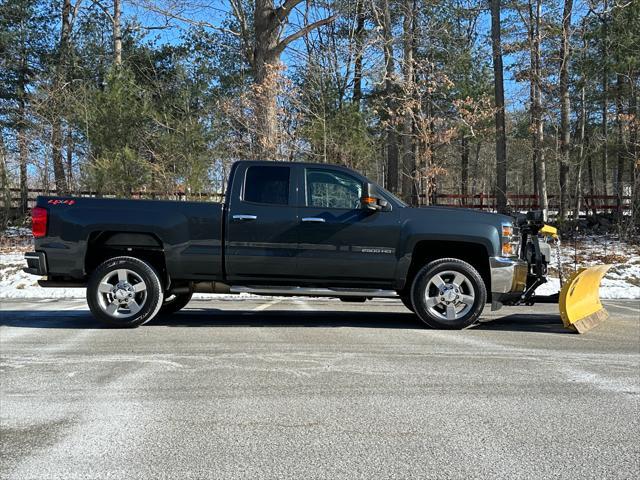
top-left (24, 252), bottom-right (47, 276)
top-left (489, 256), bottom-right (527, 309)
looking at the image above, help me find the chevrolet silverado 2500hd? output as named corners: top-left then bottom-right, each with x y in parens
top-left (24, 160), bottom-right (529, 328)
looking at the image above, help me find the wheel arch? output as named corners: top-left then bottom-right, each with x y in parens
top-left (401, 239), bottom-right (491, 299)
top-left (85, 231), bottom-right (168, 286)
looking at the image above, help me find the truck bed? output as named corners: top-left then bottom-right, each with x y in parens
top-left (35, 196), bottom-right (224, 281)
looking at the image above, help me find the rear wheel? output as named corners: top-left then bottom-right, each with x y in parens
top-left (160, 292), bottom-right (193, 315)
top-left (410, 258), bottom-right (486, 329)
top-left (87, 256), bottom-right (164, 327)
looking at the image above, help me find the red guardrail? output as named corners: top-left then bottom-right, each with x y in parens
top-left (434, 193), bottom-right (632, 212)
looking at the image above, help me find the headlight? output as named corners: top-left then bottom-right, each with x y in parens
top-left (501, 223), bottom-right (520, 257)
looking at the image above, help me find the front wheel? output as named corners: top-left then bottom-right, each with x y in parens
top-left (410, 258), bottom-right (486, 329)
top-left (87, 256), bottom-right (164, 327)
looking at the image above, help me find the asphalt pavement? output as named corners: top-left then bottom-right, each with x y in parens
top-left (1, 297), bottom-right (639, 479)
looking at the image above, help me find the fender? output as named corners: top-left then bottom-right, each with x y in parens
top-left (393, 209), bottom-right (501, 290)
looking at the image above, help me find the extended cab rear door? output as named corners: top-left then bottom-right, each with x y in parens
top-left (225, 163), bottom-right (298, 281)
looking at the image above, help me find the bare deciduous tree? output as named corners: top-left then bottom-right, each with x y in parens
top-left (490, 0), bottom-right (507, 214)
top-left (558, 0), bottom-right (573, 219)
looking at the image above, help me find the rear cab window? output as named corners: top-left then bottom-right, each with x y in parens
top-left (243, 166), bottom-right (290, 205)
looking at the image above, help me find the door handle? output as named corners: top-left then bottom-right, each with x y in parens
top-left (301, 217), bottom-right (325, 223)
top-left (232, 214), bottom-right (257, 221)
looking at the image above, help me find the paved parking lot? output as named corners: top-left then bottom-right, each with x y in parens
top-left (1, 297), bottom-right (639, 479)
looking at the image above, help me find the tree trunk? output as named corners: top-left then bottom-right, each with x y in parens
top-left (558, 0), bottom-right (573, 220)
top-left (59, 0), bottom-right (71, 67)
top-left (461, 136), bottom-right (469, 206)
top-left (424, 93), bottom-right (434, 206)
top-left (601, 0), bottom-right (609, 198)
top-left (50, 0), bottom-right (73, 195)
top-left (114, 0), bottom-right (122, 66)
top-left (532, 156), bottom-right (538, 203)
top-left (252, 53), bottom-right (280, 159)
top-left (252, 2), bottom-right (288, 160)
top-left (615, 73), bottom-right (625, 219)
top-left (536, 117), bottom-right (548, 219)
top-left (381, 0), bottom-right (399, 194)
top-left (0, 133), bottom-right (10, 227)
top-left (528, 1), bottom-right (537, 204)
top-left (587, 142), bottom-right (597, 215)
top-left (18, 97), bottom-right (29, 216)
top-left (51, 123), bottom-right (67, 194)
top-left (573, 82), bottom-right (587, 219)
top-left (352, 0), bottom-right (365, 105)
top-left (16, 29), bottom-right (30, 215)
top-left (531, 0), bottom-right (548, 218)
top-left (66, 127), bottom-right (74, 187)
top-left (474, 141), bottom-right (481, 196)
top-left (401, 0), bottom-right (415, 203)
top-left (632, 89), bottom-right (640, 228)
top-left (490, 0), bottom-right (508, 214)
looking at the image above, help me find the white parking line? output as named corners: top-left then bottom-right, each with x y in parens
top-left (67, 302), bottom-right (89, 310)
top-left (252, 298), bottom-right (283, 311)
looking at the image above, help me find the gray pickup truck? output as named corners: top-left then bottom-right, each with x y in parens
top-left (25, 160), bottom-right (534, 328)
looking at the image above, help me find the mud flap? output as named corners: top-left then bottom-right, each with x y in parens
top-left (559, 265), bottom-right (612, 333)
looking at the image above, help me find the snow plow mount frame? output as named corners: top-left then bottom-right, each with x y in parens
top-left (514, 212), bottom-right (555, 306)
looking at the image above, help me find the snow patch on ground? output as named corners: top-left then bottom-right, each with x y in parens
top-left (540, 236), bottom-right (640, 299)
top-left (0, 254), bottom-right (83, 299)
top-left (535, 276), bottom-right (640, 300)
top-left (3, 226), bottom-right (32, 238)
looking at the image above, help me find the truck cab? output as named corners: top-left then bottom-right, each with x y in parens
top-left (224, 161), bottom-right (406, 286)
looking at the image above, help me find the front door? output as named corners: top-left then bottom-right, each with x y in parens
top-left (225, 164), bottom-right (298, 281)
top-left (295, 167), bottom-right (399, 285)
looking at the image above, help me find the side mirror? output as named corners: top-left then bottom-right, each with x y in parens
top-left (361, 183), bottom-right (392, 212)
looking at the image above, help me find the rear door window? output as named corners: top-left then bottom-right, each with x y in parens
top-left (243, 166), bottom-right (290, 205)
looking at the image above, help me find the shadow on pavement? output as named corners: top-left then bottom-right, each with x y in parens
top-left (476, 313), bottom-right (570, 334)
top-left (0, 308), bottom-right (424, 330)
top-left (158, 309), bottom-right (425, 329)
top-left (0, 307), bottom-right (567, 333)
top-left (0, 310), bottom-right (108, 329)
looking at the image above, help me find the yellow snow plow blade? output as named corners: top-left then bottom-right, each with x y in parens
top-left (559, 265), bottom-right (612, 333)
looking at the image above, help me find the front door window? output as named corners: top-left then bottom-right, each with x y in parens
top-left (305, 169), bottom-right (363, 210)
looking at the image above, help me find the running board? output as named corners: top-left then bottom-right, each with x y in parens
top-left (229, 286), bottom-right (399, 298)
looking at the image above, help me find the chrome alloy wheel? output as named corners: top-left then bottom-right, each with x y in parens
top-left (96, 269), bottom-right (148, 318)
top-left (424, 270), bottom-right (476, 322)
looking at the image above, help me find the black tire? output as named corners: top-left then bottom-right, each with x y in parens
top-left (410, 258), bottom-right (486, 329)
top-left (87, 256), bottom-right (164, 327)
top-left (159, 292), bottom-right (193, 315)
top-left (400, 294), bottom-right (414, 312)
